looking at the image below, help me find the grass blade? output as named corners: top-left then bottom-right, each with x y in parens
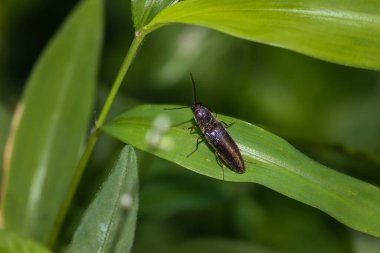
top-left (70, 146), bottom-right (138, 253)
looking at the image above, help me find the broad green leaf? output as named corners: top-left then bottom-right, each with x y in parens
top-left (103, 104), bottom-right (380, 237)
top-left (1, 0), bottom-right (103, 244)
top-left (0, 229), bottom-right (51, 253)
top-left (70, 146), bottom-right (138, 253)
top-left (131, 0), bottom-right (178, 31)
top-left (144, 0), bottom-right (380, 70)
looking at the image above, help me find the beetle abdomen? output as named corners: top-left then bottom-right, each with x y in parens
top-left (204, 123), bottom-right (245, 173)
top-left (190, 98), bottom-right (245, 174)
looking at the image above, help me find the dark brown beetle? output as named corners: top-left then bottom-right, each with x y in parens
top-left (190, 102), bottom-right (245, 174)
top-left (179, 74), bottom-right (245, 175)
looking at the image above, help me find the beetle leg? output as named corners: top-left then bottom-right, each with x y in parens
top-left (171, 119), bottom-right (193, 128)
top-left (187, 135), bottom-right (204, 157)
top-left (221, 120), bottom-right (236, 128)
top-left (188, 124), bottom-right (198, 134)
top-left (215, 113), bottom-right (236, 128)
top-left (164, 106), bottom-right (190, 110)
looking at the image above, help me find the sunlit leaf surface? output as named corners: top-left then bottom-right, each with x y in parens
top-left (145, 0), bottom-right (380, 70)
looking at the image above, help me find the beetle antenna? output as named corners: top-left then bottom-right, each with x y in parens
top-left (189, 72), bottom-right (197, 103)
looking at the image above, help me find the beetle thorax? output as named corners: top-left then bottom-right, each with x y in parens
top-left (191, 103), bottom-right (208, 118)
top-left (191, 103), bottom-right (215, 131)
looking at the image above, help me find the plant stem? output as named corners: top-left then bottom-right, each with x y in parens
top-left (96, 34), bottom-right (145, 127)
top-left (48, 33), bottom-right (145, 247)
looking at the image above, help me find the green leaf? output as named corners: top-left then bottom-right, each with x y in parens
top-left (0, 230), bottom-right (51, 253)
top-left (131, 0), bottom-right (178, 31)
top-left (1, 0), bottom-right (103, 244)
top-left (103, 104), bottom-right (380, 237)
top-left (0, 104), bottom-right (11, 176)
top-left (144, 0), bottom-right (380, 70)
top-left (70, 146), bottom-right (138, 253)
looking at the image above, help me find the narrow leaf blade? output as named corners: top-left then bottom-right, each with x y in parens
top-left (145, 0), bottom-right (380, 70)
top-left (70, 146), bottom-right (138, 253)
top-left (103, 104), bottom-right (380, 237)
top-left (1, 0), bottom-right (103, 244)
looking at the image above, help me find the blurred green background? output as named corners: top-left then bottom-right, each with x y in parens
top-left (1, 0), bottom-right (380, 252)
